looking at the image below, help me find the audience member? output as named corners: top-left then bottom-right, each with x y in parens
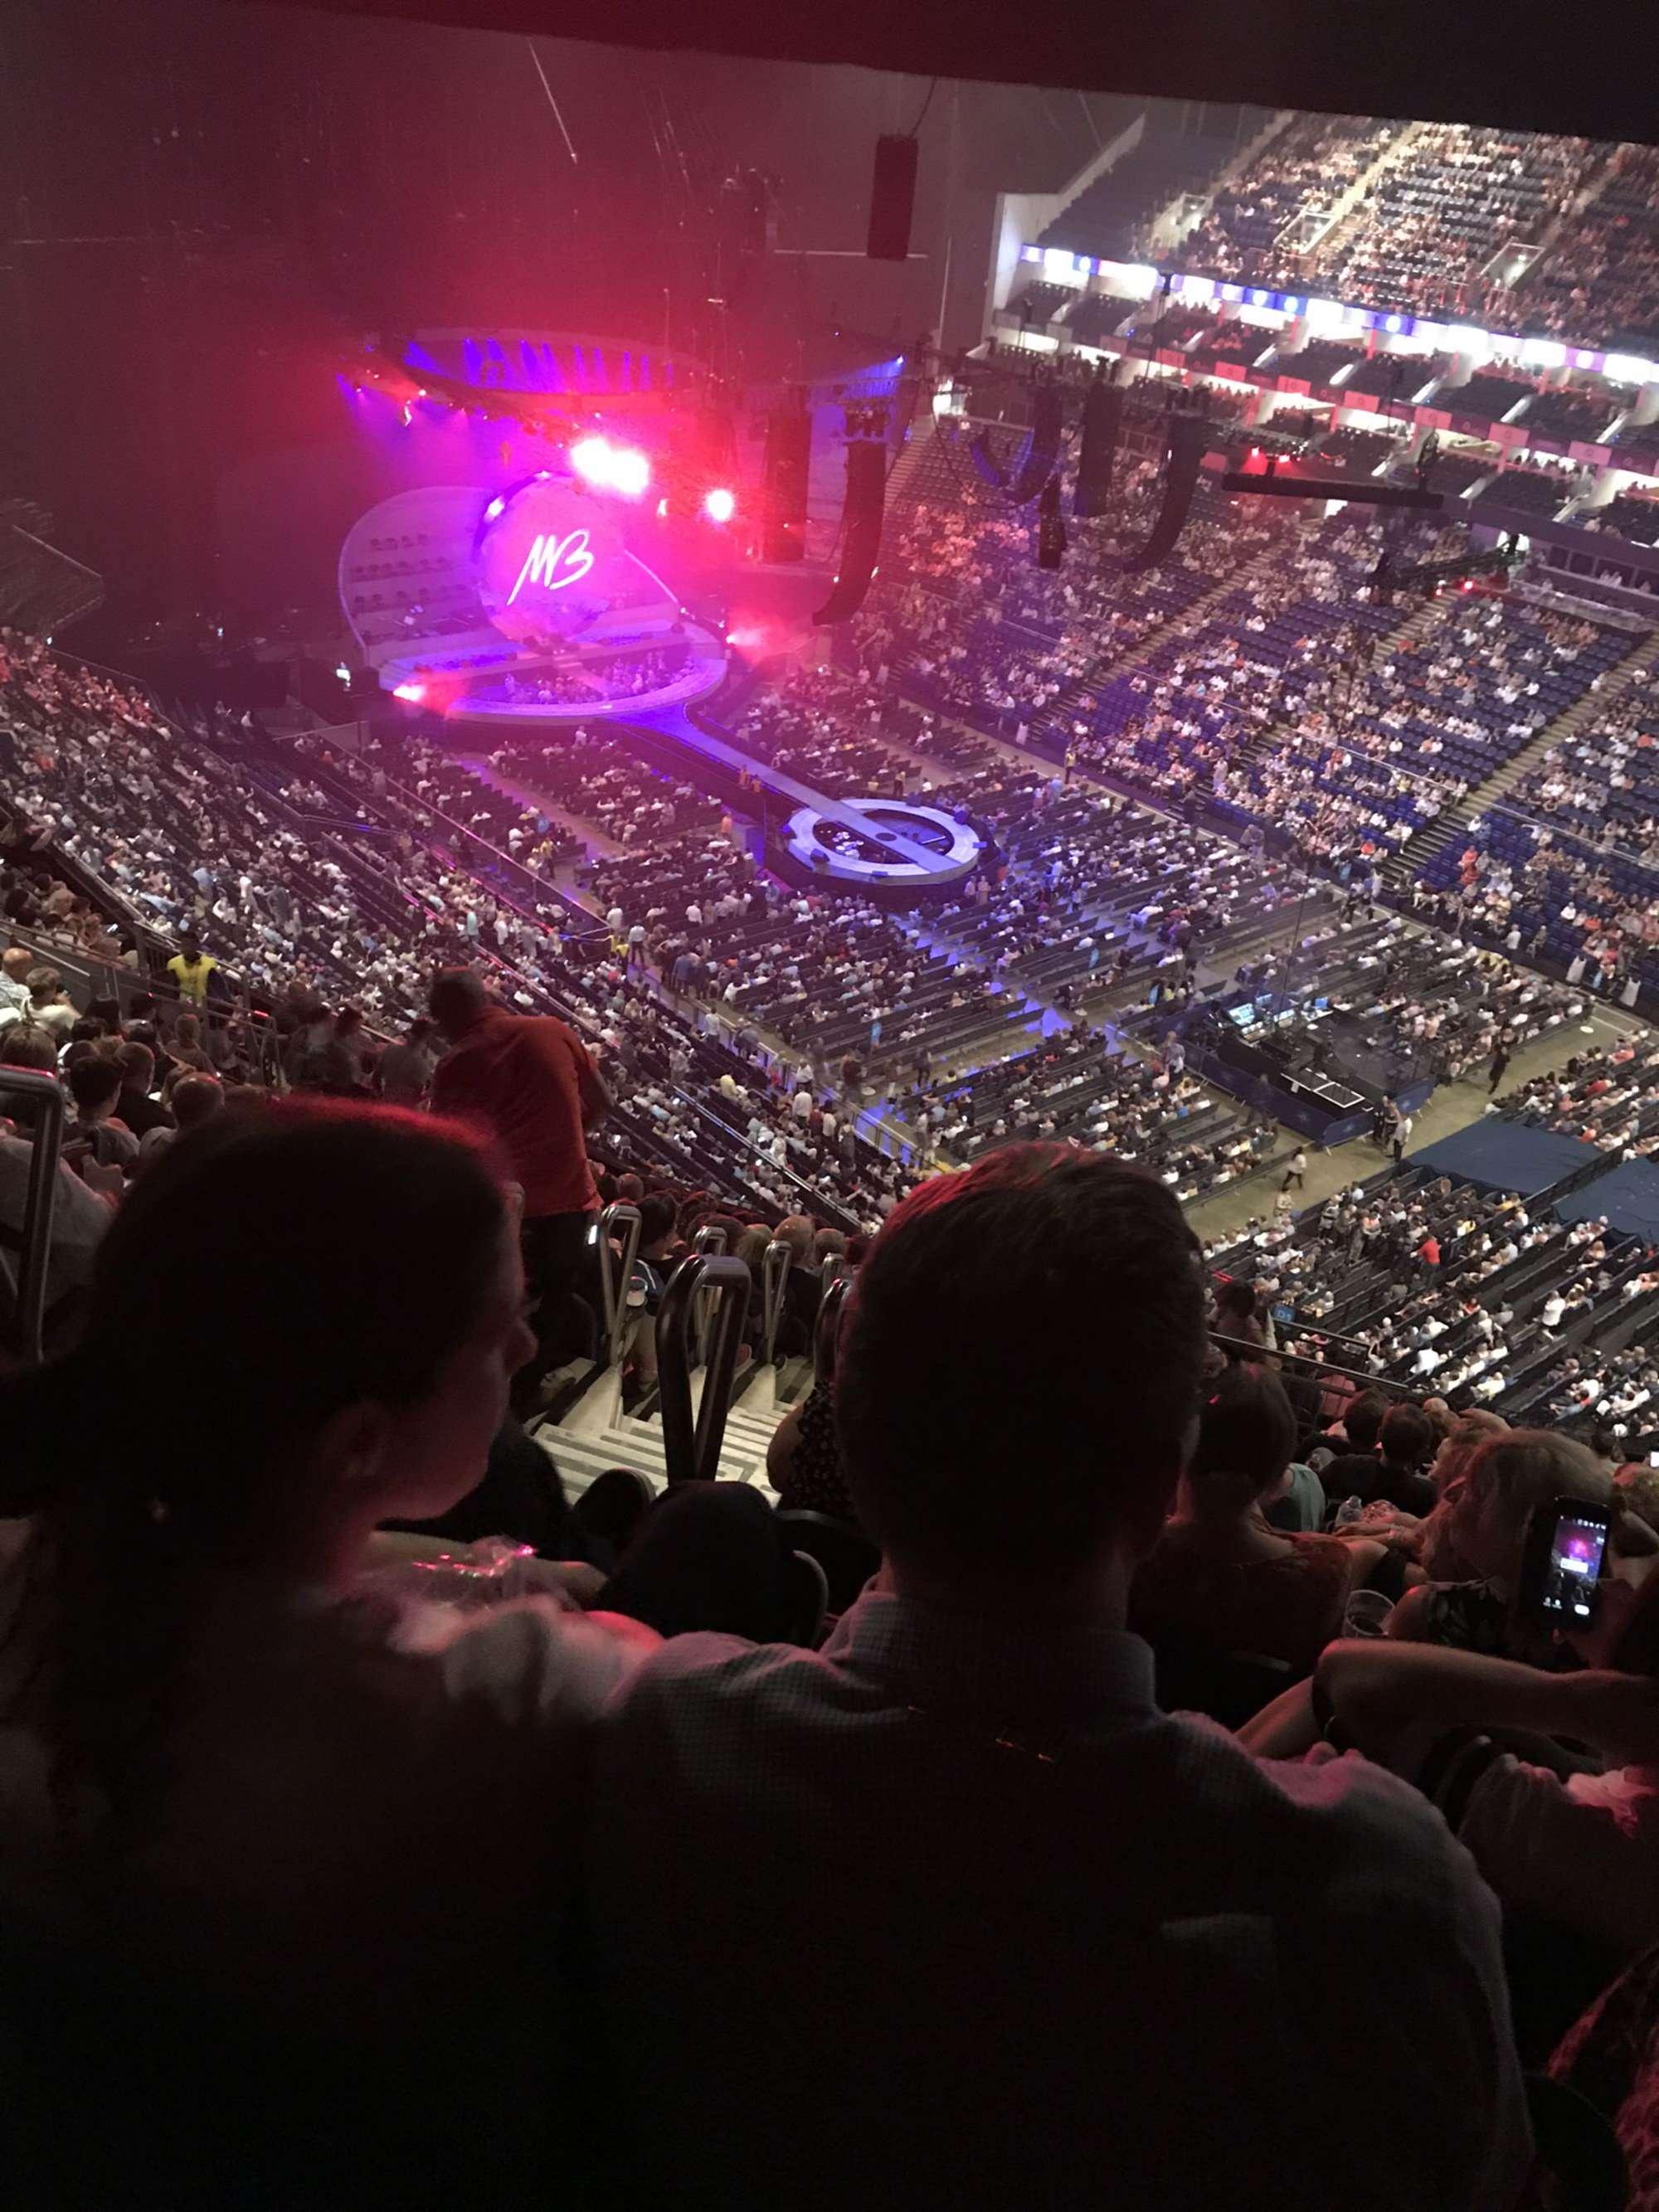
top-left (586, 1145), bottom-right (1528, 2212)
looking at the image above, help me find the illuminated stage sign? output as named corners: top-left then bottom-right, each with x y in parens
top-left (509, 527), bottom-right (595, 602)
top-left (475, 475), bottom-right (669, 645)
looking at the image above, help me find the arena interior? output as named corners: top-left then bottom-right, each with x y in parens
top-left (7, 20), bottom-right (1659, 2205)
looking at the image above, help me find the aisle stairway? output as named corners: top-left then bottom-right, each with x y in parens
top-left (1383, 619), bottom-right (1659, 889)
top-left (1024, 527), bottom-right (1319, 764)
top-left (538, 1362), bottom-right (800, 1502)
top-left (1302, 117), bottom-right (1428, 267)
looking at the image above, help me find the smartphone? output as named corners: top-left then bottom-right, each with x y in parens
top-left (1521, 1495), bottom-right (1613, 1626)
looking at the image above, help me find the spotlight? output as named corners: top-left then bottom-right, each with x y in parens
top-left (570, 435), bottom-right (613, 485)
top-left (568, 435), bottom-right (650, 497)
top-left (392, 680), bottom-right (426, 703)
top-left (703, 487), bottom-right (736, 523)
top-left (608, 446), bottom-right (650, 498)
top-left (483, 494), bottom-right (507, 522)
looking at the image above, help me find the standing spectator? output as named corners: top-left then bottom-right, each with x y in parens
top-left (1489, 1038), bottom-right (1512, 1096)
top-left (586, 1147), bottom-right (1529, 2212)
top-left (1393, 1109), bottom-right (1414, 1168)
top-left (1281, 1146), bottom-right (1307, 1195)
top-left (429, 968), bottom-right (607, 1405)
top-left (165, 931), bottom-right (218, 1008)
top-left (375, 1016), bottom-right (439, 1107)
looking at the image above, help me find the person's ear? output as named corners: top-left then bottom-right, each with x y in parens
top-left (1123, 1459), bottom-right (1182, 1558)
top-left (313, 1400), bottom-right (394, 1495)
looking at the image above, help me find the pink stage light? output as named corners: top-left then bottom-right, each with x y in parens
top-left (392, 680), bottom-right (427, 703)
top-left (703, 487), bottom-right (736, 523)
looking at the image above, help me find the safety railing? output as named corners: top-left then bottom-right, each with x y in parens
top-left (0, 1068), bottom-right (67, 1369)
top-left (655, 1253), bottom-right (752, 1485)
top-left (814, 1273), bottom-right (851, 1388)
top-left (690, 1223), bottom-right (729, 1366)
top-left (760, 1238), bottom-right (791, 1367)
top-left (593, 1202), bottom-right (642, 1374)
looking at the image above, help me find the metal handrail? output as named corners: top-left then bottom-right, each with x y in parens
top-left (656, 1253), bottom-right (752, 1485)
top-left (814, 1273), bottom-right (851, 1388)
top-left (0, 1069), bottom-right (67, 1367)
top-left (1209, 1325), bottom-right (1413, 1397)
top-left (691, 1223), bottom-right (728, 1365)
top-left (761, 1238), bottom-right (791, 1366)
top-left (595, 1202), bottom-right (642, 1372)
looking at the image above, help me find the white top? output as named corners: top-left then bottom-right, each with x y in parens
top-left (0, 1534), bottom-right (645, 2025)
top-left (1459, 1751), bottom-right (1659, 1957)
top-left (0, 1134), bottom-right (113, 1305)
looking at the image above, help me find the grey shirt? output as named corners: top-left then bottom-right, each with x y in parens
top-left (588, 1589), bottom-right (1529, 2212)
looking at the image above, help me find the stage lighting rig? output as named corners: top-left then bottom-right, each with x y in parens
top-left (1369, 535), bottom-right (1520, 605)
top-left (842, 400), bottom-right (890, 441)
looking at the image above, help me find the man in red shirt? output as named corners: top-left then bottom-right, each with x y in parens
top-left (430, 969), bottom-right (608, 1405)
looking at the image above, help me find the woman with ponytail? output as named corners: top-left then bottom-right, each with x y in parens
top-left (0, 1099), bottom-right (649, 2040)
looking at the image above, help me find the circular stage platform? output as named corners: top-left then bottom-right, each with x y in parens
top-left (781, 798), bottom-right (985, 895)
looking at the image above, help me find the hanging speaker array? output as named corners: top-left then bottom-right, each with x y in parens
top-left (1122, 411), bottom-right (1209, 573)
top-left (1073, 378), bottom-right (1124, 520)
top-left (1009, 385), bottom-right (1064, 505)
top-left (813, 443), bottom-right (888, 625)
top-left (761, 401), bottom-right (811, 563)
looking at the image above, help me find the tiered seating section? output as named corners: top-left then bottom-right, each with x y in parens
top-left (1417, 656), bottom-right (1659, 1003)
top-left (1179, 112), bottom-right (1397, 284)
top-left (1039, 116), bottom-right (1259, 260)
top-left (1214, 1163), bottom-right (1656, 1422)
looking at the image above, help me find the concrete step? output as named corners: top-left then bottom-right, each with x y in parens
top-left (539, 1410), bottom-right (781, 1501)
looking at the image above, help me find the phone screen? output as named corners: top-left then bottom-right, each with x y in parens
top-left (1538, 1512), bottom-right (1610, 1621)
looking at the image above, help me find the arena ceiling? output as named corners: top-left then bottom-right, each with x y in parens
top-left (270, 0), bottom-right (1657, 145)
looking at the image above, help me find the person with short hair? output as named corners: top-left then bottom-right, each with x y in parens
top-left (375, 1015), bottom-right (438, 1106)
top-left (65, 1055), bottom-right (139, 1174)
top-left (0, 944), bottom-right (35, 1024)
top-left (165, 932), bottom-right (217, 1007)
top-left (25, 968), bottom-right (75, 1040)
top-left (114, 1043), bottom-right (173, 1138)
top-left (138, 1072), bottom-right (224, 1168)
top-left (586, 1145), bottom-right (1529, 2212)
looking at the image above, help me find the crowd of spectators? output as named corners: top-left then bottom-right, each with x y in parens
top-left (12, 1105), bottom-right (1659, 2205)
top-left (1175, 111), bottom-right (1398, 285)
top-left (17, 348), bottom-right (1659, 2201)
top-left (477, 727), bottom-right (720, 848)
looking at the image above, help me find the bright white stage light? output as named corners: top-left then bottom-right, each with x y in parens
top-left (568, 435), bottom-right (649, 498)
top-left (703, 486), bottom-right (736, 523)
top-left (608, 446), bottom-right (650, 498)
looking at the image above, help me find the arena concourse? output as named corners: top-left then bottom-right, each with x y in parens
top-left (10, 50), bottom-right (1659, 2211)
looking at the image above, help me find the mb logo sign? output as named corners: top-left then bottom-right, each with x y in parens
top-left (508, 527), bottom-right (595, 603)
